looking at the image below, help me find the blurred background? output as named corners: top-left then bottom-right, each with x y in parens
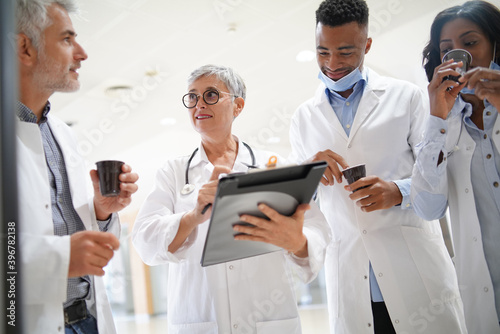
top-left (45, 0), bottom-right (496, 332)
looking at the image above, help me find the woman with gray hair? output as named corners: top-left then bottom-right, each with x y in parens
top-left (133, 64), bottom-right (330, 334)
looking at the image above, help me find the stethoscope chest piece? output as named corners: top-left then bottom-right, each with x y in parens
top-left (181, 183), bottom-right (195, 195)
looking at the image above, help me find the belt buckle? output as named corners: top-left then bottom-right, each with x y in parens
top-left (64, 300), bottom-right (88, 325)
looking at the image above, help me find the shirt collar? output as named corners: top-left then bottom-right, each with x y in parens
top-left (16, 101), bottom-right (51, 124)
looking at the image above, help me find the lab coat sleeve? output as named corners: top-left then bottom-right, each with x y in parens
top-left (132, 164), bottom-right (197, 265)
top-left (286, 200), bottom-right (331, 283)
top-left (411, 114), bottom-right (451, 220)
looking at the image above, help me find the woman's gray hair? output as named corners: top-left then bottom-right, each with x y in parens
top-left (187, 64), bottom-right (246, 100)
top-left (16, 0), bottom-right (79, 50)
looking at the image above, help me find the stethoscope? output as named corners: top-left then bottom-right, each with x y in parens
top-left (180, 142), bottom-right (256, 195)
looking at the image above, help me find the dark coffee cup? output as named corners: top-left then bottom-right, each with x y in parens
top-left (442, 49), bottom-right (472, 82)
top-left (96, 160), bottom-right (124, 197)
top-left (342, 164), bottom-right (366, 192)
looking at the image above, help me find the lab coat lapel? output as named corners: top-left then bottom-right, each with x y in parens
top-left (48, 116), bottom-right (94, 230)
top-left (348, 69), bottom-right (385, 144)
top-left (314, 85), bottom-right (349, 142)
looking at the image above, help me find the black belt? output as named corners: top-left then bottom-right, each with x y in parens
top-left (64, 300), bottom-right (89, 325)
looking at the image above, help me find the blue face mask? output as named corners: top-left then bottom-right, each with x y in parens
top-left (461, 42), bottom-right (499, 95)
top-left (318, 67), bottom-right (363, 93)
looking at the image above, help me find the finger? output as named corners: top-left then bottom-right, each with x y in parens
top-left (239, 214), bottom-right (268, 229)
top-left (119, 171), bottom-right (139, 183)
top-left (89, 252), bottom-right (113, 268)
top-left (119, 182), bottom-right (138, 195)
top-left (234, 232), bottom-right (265, 243)
top-left (89, 170), bottom-right (100, 192)
top-left (88, 231), bottom-right (120, 250)
top-left (210, 165), bottom-right (231, 181)
top-left (121, 164), bottom-right (132, 173)
top-left (256, 203), bottom-right (282, 222)
top-left (322, 168), bottom-right (335, 186)
top-left (292, 203), bottom-right (311, 220)
top-left (233, 223), bottom-right (263, 237)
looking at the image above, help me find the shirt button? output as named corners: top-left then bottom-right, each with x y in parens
top-left (348, 144), bottom-right (352, 148)
top-left (473, 237), bottom-right (478, 242)
top-left (405, 203), bottom-right (410, 208)
top-left (496, 130), bottom-right (500, 135)
top-left (346, 124), bottom-right (351, 128)
top-left (484, 134), bottom-right (488, 139)
top-left (494, 182), bottom-right (499, 188)
top-left (440, 128), bottom-right (446, 134)
top-left (364, 275), bottom-right (368, 279)
top-left (486, 111), bottom-right (492, 116)
top-left (487, 154), bottom-right (492, 159)
top-left (229, 265), bottom-right (234, 270)
top-left (45, 204), bottom-right (49, 209)
top-left (363, 230), bottom-right (367, 234)
top-left (395, 319), bottom-right (400, 324)
top-left (368, 323), bottom-right (372, 327)
top-left (233, 324), bottom-right (238, 329)
top-left (465, 188), bottom-right (469, 193)
top-left (58, 326), bottom-right (62, 332)
top-left (484, 287), bottom-right (489, 292)
top-left (346, 102), bottom-right (351, 106)
top-left (378, 273), bottom-right (383, 277)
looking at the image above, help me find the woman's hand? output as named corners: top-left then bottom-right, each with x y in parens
top-left (462, 66), bottom-right (500, 111)
top-left (169, 165), bottom-right (231, 253)
top-left (191, 165), bottom-right (231, 223)
top-left (428, 60), bottom-right (466, 119)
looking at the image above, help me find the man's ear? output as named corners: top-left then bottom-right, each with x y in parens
top-left (17, 33), bottom-right (37, 66)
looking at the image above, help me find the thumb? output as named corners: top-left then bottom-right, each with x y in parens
top-left (90, 170), bottom-right (100, 191)
top-left (293, 203), bottom-right (311, 220)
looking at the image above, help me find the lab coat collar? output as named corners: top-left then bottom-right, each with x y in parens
top-left (188, 136), bottom-right (249, 173)
top-left (313, 67), bottom-right (388, 143)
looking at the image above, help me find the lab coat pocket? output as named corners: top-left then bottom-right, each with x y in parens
top-left (256, 317), bottom-right (301, 334)
top-left (400, 226), bottom-right (460, 302)
top-left (169, 321), bottom-right (218, 334)
top-left (324, 240), bottom-right (340, 318)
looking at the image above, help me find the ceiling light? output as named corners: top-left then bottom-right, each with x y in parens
top-left (296, 50), bottom-right (315, 62)
top-left (104, 85), bottom-right (133, 98)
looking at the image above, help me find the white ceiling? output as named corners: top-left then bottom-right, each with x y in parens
top-left (48, 0), bottom-right (489, 212)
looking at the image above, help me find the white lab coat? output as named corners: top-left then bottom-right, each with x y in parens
top-left (289, 68), bottom-right (467, 334)
top-left (132, 139), bottom-right (330, 334)
top-left (411, 100), bottom-right (500, 333)
top-left (17, 115), bottom-right (119, 334)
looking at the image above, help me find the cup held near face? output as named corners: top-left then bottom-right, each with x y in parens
top-left (441, 49), bottom-right (473, 83)
top-left (96, 160), bottom-right (124, 197)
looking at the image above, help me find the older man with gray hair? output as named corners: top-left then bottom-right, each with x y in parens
top-left (15, 0), bottom-right (139, 333)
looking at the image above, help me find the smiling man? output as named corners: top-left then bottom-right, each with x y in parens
top-left (288, 0), bottom-right (467, 333)
top-left (15, 0), bottom-right (138, 333)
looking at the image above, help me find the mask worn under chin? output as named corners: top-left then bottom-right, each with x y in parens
top-left (318, 67), bottom-right (363, 93)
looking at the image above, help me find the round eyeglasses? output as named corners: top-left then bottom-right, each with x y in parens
top-left (182, 89), bottom-right (237, 109)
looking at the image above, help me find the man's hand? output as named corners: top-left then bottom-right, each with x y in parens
top-left (345, 176), bottom-right (402, 212)
top-left (233, 203), bottom-right (310, 258)
top-left (307, 150), bottom-right (349, 186)
top-left (68, 231), bottom-right (120, 277)
top-left (91, 164), bottom-right (139, 220)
